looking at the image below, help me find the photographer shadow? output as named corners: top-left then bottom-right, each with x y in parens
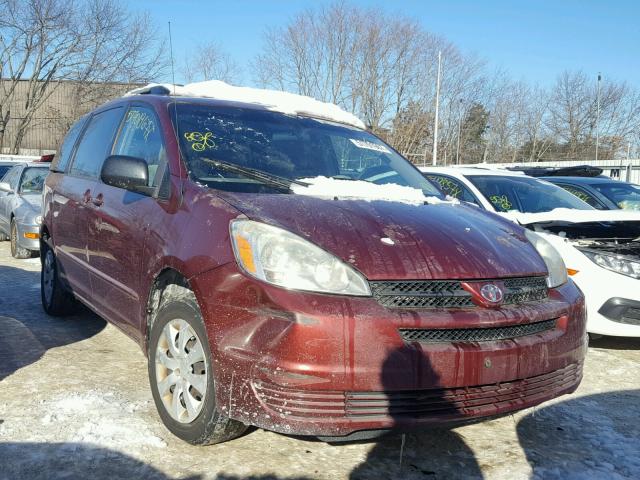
top-left (349, 346), bottom-right (483, 479)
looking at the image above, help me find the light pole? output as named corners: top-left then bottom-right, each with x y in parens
top-left (432, 50), bottom-right (442, 165)
top-left (595, 72), bottom-right (601, 161)
top-left (456, 98), bottom-right (463, 165)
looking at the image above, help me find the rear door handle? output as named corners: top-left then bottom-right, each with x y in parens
top-left (92, 193), bottom-right (104, 207)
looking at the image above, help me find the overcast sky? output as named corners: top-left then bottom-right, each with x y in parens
top-left (134, 0), bottom-right (640, 86)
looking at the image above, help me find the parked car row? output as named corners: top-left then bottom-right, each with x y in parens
top-left (1, 81), bottom-right (636, 446)
top-left (422, 166), bottom-right (640, 337)
top-left (0, 160), bottom-right (49, 257)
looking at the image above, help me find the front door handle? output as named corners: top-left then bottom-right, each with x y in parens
top-left (92, 193), bottom-right (104, 207)
top-left (82, 189), bottom-right (92, 204)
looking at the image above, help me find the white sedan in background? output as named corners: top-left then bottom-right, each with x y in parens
top-left (421, 166), bottom-right (640, 337)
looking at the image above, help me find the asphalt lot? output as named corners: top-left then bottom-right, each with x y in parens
top-left (0, 241), bottom-right (638, 480)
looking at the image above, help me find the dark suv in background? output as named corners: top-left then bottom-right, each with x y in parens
top-left (41, 84), bottom-right (587, 445)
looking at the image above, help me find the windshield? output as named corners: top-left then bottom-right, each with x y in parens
top-left (19, 167), bottom-right (48, 194)
top-left (590, 182), bottom-right (640, 211)
top-left (468, 175), bottom-right (593, 213)
top-left (171, 102), bottom-right (441, 196)
top-left (0, 165), bottom-right (12, 179)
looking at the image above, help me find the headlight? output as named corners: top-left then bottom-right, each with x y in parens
top-left (35, 215), bottom-right (43, 225)
top-left (230, 219), bottom-right (371, 296)
top-left (524, 230), bottom-right (568, 288)
top-left (578, 249), bottom-right (640, 279)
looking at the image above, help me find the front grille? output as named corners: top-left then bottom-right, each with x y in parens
top-left (399, 318), bottom-right (557, 343)
top-left (370, 276), bottom-right (547, 309)
top-left (252, 362), bottom-right (582, 420)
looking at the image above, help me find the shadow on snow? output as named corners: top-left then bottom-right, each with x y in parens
top-left (0, 263), bottom-right (106, 381)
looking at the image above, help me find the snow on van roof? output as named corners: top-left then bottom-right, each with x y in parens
top-left (291, 176), bottom-right (452, 205)
top-left (125, 80), bottom-right (366, 129)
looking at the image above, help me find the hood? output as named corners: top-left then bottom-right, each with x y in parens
top-left (499, 208), bottom-right (640, 226)
top-left (220, 193), bottom-right (548, 280)
top-left (19, 193), bottom-right (43, 212)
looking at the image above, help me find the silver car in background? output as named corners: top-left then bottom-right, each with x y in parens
top-left (0, 162), bottom-right (49, 258)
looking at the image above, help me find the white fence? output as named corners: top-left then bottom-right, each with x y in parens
top-left (468, 159), bottom-right (640, 184)
top-left (0, 154), bottom-right (40, 163)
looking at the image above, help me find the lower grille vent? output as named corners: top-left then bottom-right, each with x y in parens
top-left (399, 318), bottom-right (557, 343)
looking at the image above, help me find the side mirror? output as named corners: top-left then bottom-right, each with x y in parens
top-left (0, 182), bottom-right (13, 193)
top-left (100, 155), bottom-right (153, 195)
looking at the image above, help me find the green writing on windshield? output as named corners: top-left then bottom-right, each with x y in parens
top-left (184, 131), bottom-right (215, 151)
top-left (489, 194), bottom-right (513, 211)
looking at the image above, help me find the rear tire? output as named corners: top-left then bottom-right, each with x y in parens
top-left (148, 285), bottom-right (247, 445)
top-left (10, 219), bottom-right (30, 259)
top-left (41, 243), bottom-right (76, 316)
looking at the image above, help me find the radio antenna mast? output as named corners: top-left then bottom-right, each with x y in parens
top-left (168, 21), bottom-right (184, 204)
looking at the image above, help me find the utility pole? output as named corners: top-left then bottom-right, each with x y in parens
top-left (456, 98), bottom-right (463, 165)
top-left (432, 50), bottom-right (442, 165)
top-left (595, 72), bottom-right (602, 161)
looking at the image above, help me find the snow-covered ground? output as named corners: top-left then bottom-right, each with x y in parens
top-left (0, 242), bottom-right (638, 480)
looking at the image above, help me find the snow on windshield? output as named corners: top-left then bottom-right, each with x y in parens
top-left (126, 81), bottom-right (365, 129)
top-left (292, 176), bottom-right (451, 205)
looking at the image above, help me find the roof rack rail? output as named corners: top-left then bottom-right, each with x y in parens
top-left (136, 85), bottom-right (173, 95)
top-left (506, 164), bottom-right (603, 178)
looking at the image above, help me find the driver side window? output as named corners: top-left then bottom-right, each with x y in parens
top-left (426, 174), bottom-right (480, 206)
top-left (557, 184), bottom-right (606, 209)
top-left (112, 106), bottom-right (167, 189)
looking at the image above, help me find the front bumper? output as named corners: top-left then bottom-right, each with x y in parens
top-left (16, 221), bottom-right (40, 251)
top-left (191, 264), bottom-right (587, 437)
top-left (571, 267), bottom-right (640, 337)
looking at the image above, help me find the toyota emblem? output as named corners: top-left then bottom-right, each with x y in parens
top-left (480, 284), bottom-right (503, 303)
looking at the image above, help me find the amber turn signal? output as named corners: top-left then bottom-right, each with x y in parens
top-left (23, 232), bottom-right (39, 239)
top-left (234, 234), bottom-right (256, 273)
top-left (567, 268), bottom-right (579, 276)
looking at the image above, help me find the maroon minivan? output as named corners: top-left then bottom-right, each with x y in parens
top-left (41, 85), bottom-right (587, 444)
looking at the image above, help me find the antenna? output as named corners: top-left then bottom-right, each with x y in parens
top-left (168, 21), bottom-right (184, 204)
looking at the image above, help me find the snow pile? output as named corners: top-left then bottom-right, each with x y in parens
top-left (126, 80), bottom-right (365, 129)
top-left (499, 207), bottom-right (640, 225)
top-left (41, 391), bottom-right (167, 449)
top-left (291, 176), bottom-right (449, 205)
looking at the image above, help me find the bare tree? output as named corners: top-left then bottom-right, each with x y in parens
top-left (545, 71), bottom-right (640, 160)
top-left (182, 41), bottom-right (241, 84)
top-left (253, 1), bottom-right (485, 163)
top-left (0, 0), bottom-right (166, 153)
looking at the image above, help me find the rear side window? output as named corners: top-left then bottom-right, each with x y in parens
top-left (70, 107), bottom-right (124, 179)
top-left (51, 116), bottom-right (87, 173)
top-left (112, 106), bottom-right (167, 188)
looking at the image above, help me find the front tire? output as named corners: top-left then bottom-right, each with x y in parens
top-left (41, 243), bottom-right (76, 316)
top-left (10, 219), bottom-right (30, 259)
top-left (148, 285), bottom-right (247, 445)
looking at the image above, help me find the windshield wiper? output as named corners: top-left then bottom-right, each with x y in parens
top-left (201, 157), bottom-right (308, 192)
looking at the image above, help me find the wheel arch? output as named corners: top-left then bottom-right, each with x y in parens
top-left (144, 267), bottom-right (195, 354)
